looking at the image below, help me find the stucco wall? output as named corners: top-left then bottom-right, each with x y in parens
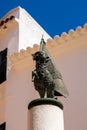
top-left (6, 64), bottom-right (37, 130)
top-left (57, 46), bottom-right (87, 130)
top-left (0, 25), bottom-right (19, 55)
top-left (19, 7), bottom-right (51, 49)
top-left (0, 83), bottom-right (6, 124)
top-left (5, 43), bottom-right (87, 130)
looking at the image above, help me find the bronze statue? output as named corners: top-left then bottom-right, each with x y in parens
top-left (32, 38), bottom-right (69, 98)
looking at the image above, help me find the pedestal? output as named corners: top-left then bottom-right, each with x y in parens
top-left (28, 98), bottom-right (64, 130)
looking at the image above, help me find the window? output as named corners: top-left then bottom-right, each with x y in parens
top-left (0, 48), bottom-right (7, 84)
top-left (0, 122), bottom-right (6, 130)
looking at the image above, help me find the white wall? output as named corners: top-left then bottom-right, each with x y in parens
top-left (6, 64), bottom-right (38, 130)
top-left (55, 46), bottom-right (87, 130)
top-left (0, 21), bottom-right (19, 55)
top-left (0, 6), bottom-right (51, 54)
top-left (0, 7), bottom-right (51, 128)
top-left (19, 7), bottom-right (51, 49)
top-left (0, 83), bottom-right (6, 124)
top-left (5, 44), bottom-right (87, 130)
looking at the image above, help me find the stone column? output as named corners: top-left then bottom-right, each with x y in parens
top-left (28, 98), bottom-right (64, 130)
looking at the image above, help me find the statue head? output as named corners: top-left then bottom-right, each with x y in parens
top-left (32, 51), bottom-right (46, 62)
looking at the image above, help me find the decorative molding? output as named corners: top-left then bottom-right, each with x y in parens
top-left (8, 23), bottom-right (87, 70)
top-left (0, 16), bottom-right (15, 27)
top-left (54, 23), bottom-right (87, 44)
top-left (0, 17), bottom-right (19, 35)
top-left (28, 98), bottom-right (63, 110)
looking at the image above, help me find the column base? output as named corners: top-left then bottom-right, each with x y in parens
top-left (28, 98), bottom-right (63, 110)
top-left (28, 98), bottom-right (64, 130)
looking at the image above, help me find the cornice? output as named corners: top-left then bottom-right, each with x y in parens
top-left (8, 23), bottom-right (87, 70)
top-left (54, 24), bottom-right (87, 42)
top-left (1, 6), bottom-right (20, 19)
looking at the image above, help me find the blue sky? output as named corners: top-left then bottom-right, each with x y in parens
top-left (0, 0), bottom-right (87, 37)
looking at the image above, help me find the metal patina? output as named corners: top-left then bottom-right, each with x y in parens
top-left (32, 38), bottom-right (69, 98)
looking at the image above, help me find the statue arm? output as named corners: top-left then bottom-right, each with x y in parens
top-left (32, 70), bottom-right (39, 82)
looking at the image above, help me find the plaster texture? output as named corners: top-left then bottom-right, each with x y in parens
top-left (7, 34), bottom-right (87, 130)
top-left (19, 7), bottom-right (51, 49)
top-left (29, 104), bottom-right (64, 130)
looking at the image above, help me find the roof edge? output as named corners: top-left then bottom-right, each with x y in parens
top-left (1, 6), bottom-right (22, 20)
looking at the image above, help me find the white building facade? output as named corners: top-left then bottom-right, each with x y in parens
top-left (0, 6), bottom-right (87, 130)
